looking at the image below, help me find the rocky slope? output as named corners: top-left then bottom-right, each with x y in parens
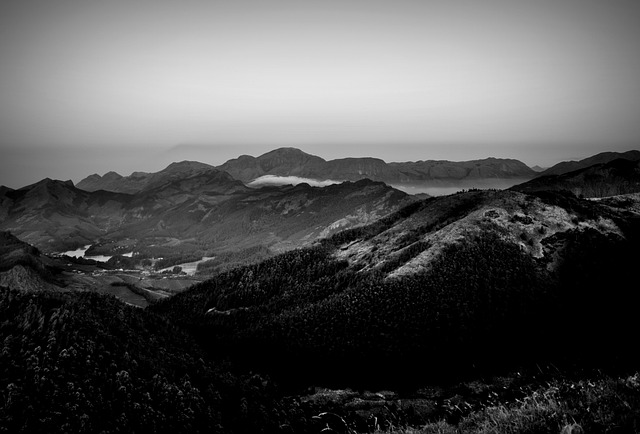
top-left (332, 188), bottom-right (632, 279)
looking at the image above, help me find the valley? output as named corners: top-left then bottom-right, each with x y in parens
top-left (0, 233), bottom-right (203, 307)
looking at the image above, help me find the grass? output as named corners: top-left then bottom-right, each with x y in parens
top-left (375, 373), bottom-right (640, 434)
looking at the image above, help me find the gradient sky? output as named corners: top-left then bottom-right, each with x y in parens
top-left (1, 0), bottom-right (640, 188)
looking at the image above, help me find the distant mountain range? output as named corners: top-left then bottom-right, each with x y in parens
top-left (77, 161), bottom-right (220, 194)
top-left (219, 147), bottom-right (536, 184)
top-left (78, 147), bottom-right (536, 193)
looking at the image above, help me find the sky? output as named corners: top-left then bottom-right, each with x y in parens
top-left (1, 0), bottom-right (640, 188)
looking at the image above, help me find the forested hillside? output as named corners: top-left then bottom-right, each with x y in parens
top-left (0, 288), bottom-right (300, 433)
top-left (152, 190), bottom-right (640, 390)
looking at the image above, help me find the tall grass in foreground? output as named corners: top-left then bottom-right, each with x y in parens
top-left (378, 373), bottom-right (640, 434)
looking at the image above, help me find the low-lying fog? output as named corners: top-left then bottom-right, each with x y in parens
top-left (247, 175), bottom-right (341, 188)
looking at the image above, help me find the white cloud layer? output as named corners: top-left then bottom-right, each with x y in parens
top-left (247, 175), bottom-right (341, 188)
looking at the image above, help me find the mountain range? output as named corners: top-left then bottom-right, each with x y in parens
top-left (75, 148), bottom-right (640, 199)
top-left (76, 161), bottom-right (220, 194)
top-left (3, 148), bottom-right (640, 263)
top-left (0, 168), bottom-right (410, 257)
top-left (78, 147), bottom-right (536, 193)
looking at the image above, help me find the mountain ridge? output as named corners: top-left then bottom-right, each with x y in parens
top-left (77, 160), bottom-right (218, 193)
top-left (2, 171), bottom-right (411, 256)
top-left (77, 148), bottom-right (536, 193)
top-left (218, 147), bottom-right (536, 184)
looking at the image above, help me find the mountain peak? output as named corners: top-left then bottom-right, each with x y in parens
top-left (162, 160), bottom-right (214, 172)
top-left (26, 178), bottom-right (75, 190)
top-left (257, 147), bottom-right (326, 163)
top-left (103, 171), bottom-right (123, 180)
top-left (259, 147), bottom-right (311, 156)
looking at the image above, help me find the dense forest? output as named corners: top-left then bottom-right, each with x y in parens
top-left (0, 288), bottom-right (310, 433)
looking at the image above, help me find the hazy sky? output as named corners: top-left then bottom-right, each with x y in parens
top-left (1, 0), bottom-right (640, 187)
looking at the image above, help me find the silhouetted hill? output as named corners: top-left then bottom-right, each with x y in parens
top-left (512, 158), bottom-right (640, 197)
top-left (537, 150), bottom-right (640, 177)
